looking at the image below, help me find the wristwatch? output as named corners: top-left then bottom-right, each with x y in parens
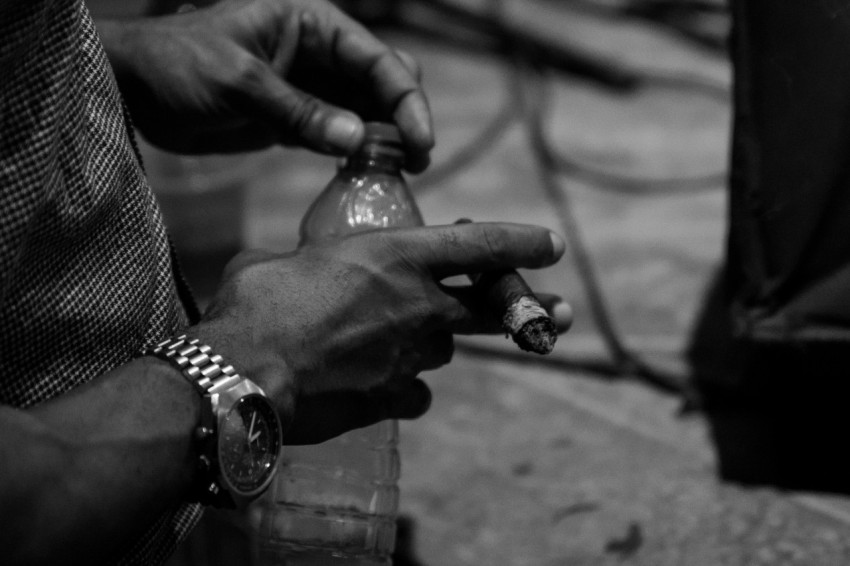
top-left (145, 334), bottom-right (283, 508)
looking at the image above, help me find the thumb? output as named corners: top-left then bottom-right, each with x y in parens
top-left (246, 65), bottom-right (364, 155)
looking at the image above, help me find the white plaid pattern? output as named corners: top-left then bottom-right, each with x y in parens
top-left (0, 1), bottom-right (203, 563)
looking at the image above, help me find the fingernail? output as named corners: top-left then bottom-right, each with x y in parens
top-left (550, 232), bottom-right (566, 259)
top-left (325, 114), bottom-right (361, 153)
top-left (553, 301), bottom-right (573, 333)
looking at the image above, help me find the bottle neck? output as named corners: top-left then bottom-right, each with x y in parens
top-left (342, 147), bottom-right (404, 175)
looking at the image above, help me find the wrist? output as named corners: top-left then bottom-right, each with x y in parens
top-left (33, 354), bottom-right (205, 512)
top-left (185, 321), bottom-right (297, 430)
top-left (133, 355), bottom-right (204, 492)
top-left (144, 334), bottom-right (285, 507)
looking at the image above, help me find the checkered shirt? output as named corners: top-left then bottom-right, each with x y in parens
top-left (0, 1), bottom-right (203, 563)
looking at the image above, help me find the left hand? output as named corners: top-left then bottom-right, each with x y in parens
top-left (100, 0), bottom-right (434, 172)
top-left (194, 222), bottom-right (569, 444)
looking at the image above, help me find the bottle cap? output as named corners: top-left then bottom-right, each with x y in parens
top-left (363, 122), bottom-right (402, 146)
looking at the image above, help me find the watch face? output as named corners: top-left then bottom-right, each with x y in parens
top-left (218, 394), bottom-right (282, 494)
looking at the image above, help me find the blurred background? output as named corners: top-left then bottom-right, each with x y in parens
top-left (87, 0), bottom-right (850, 564)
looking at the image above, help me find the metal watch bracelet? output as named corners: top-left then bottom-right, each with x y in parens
top-left (146, 334), bottom-right (244, 395)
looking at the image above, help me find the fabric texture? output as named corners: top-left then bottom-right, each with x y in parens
top-left (0, 0), bottom-right (202, 563)
top-left (726, 0), bottom-right (850, 342)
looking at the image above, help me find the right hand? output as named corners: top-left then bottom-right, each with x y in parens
top-left (192, 222), bottom-right (568, 444)
top-left (110, 0), bottom-right (433, 171)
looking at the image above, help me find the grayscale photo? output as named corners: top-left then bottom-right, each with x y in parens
top-left (3, 1), bottom-right (850, 564)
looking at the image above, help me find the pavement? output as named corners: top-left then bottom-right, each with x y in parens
top-left (90, 0), bottom-right (850, 564)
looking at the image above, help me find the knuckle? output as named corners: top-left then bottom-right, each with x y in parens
top-left (369, 49), bottom-right (418, 90)
top-left (287, 94), bottom-right (324, 138)
top-left (228, 55), bottom-right (267, 95)
top-left (371, 230), bottom-right (419, 271)
top-left (480, 225), bottom-right (507, 263)
top-left (221, 249), bottom-right (272, 281)
top-left (435, 228), bottom-right (462, 259)
top-left (526, 226), bottom-right (552, 266)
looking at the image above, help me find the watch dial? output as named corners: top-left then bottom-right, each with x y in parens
top-left (219, 395), bottom-right (281, 492)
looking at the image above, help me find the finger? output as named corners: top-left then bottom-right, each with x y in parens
top-left (418, 331), bottom-right (455, 371)
top-left (385, 50), bottom-right (432, 173)
top-left (269, 7), bottom-right (300, 77)
top-left (386, 222), bottom-right (566, 279)
top-left (448, 218), bottom-right (570, 333)
top-left (434, 286), bottom-right (573, 335)
top-left (297, 11), bottom-right (434, 160)
top-left (440, 285), bottom-right (501, 334)
top-left (284, 379), bottom-right (432, 445)
top-left (392, 331), bottom-right (453, 378)
top-left (385, 378), bottom-right (432, 420)
top-left (241, 64), bottom-right (365, 154)
top-left (401, 132), bottom-right (432, 175)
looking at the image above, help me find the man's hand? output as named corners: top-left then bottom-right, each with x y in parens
top-left (99, 0), bottom-right (433, 172)
top-left (193, 222), bottom-right (571, 444)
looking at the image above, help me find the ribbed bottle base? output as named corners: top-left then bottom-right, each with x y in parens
top-left (257, 502), bottom-right (396, 563)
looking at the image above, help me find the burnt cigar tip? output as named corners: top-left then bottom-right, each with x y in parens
top-left (514, 317), bottom-right (558, 354)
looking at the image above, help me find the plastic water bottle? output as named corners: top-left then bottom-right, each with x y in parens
top-left (255, 122), bottom-right (424, 565)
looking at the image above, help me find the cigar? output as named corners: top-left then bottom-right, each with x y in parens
top-left (458, 219), bottom-right (558, 354)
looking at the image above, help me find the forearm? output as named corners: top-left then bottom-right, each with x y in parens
top-left (0, 356), bottom-right (200, 565)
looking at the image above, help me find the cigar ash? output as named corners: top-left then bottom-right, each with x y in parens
top-left (504, 295), bottom-right (558, 354)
